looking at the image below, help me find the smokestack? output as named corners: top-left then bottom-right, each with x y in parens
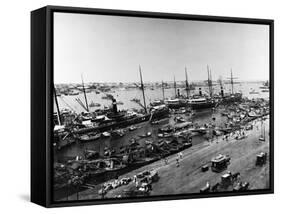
top-left (199, 88), bottom-right (202, 96)
top-left (177, 89), bottom-right (180, 97)
top-left (112, 98), bottom-right (118, 114)
top-left (221, 87), bottom-right (224, 97)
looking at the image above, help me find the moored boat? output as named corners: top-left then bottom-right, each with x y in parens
top-left (78, 132), bottom-right (101, 142)
top-left (89, 101), bottom-right (101, 107)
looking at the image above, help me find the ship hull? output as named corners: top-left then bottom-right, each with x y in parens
top-left (74, 109), bottom-right (169, 134)
top-left (167, 102), bottom-right (187, 109)
top-left (188, 102), bottom-right (216, 110)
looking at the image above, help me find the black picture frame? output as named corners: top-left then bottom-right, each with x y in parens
top-left (31, 5), bottom-right (274, 208)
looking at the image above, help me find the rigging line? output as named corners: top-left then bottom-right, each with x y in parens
top-left (137, 86), bottom-right (151, 106)
top-left (78, 99), bottom-right (88, 111)
top-left (76, 98), bottom-right (88, 112)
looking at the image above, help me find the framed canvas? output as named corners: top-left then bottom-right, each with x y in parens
top-left (31, 5), bottom-right (274, 207)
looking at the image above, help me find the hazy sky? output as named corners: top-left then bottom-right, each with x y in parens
top-left (54, 12), bottom-right (269, 84)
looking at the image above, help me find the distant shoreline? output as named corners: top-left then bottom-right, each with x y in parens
top-left (55, 80), bottom-right (267, 86)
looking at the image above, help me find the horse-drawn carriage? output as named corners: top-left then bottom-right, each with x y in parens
top-left (211, 154), bottom-right (231, 172)
top-left (256, 152), bottom-right (267, 166)
top-left (200, 182), bottom-right (210, 193)
top-left (220, 171), bottom-right (240, 188)
top-left (201, 164), bottom-right (209, 172)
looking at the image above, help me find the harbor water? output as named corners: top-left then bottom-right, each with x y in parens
top-left (54, 81), bottom-right (269, 162)
top-left (56, 82), bottom-right (268, 113)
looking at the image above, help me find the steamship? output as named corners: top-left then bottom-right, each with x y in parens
top-left (188, 96), bottom-right (216, 110)
top-left (74, 98), bottom-right (169, 134)
top-left (69, 67), bottom-right (169, 135)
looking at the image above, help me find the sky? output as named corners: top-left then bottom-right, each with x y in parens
top-left (54, 12), bottom-right (269, 84)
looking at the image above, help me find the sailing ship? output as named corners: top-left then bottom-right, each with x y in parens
top-left (134, 65), bottom-right (170, 120)
top-left (187, 66), bottom-right (216, 110)
top-left (221, 69), bottom-right (242, 104)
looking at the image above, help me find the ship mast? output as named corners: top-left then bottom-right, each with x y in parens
top-left (139, 65), bottom-right (147, 113)
top-left (230, 69), bottom-right (234, 94)
top-left (81, 74), bottom-right (89, 112)
top-left (227, 69), bottom-right (238, 94)
top-left (162, 80), bottom-right (165, 101)
top-left (207, 65), bottom-right (213, 98)
top-left (174, 75), bottom-right (177, 98)
top-left (218, 76), bottom-right (223, 88)
top-left (218, 76), bottom-right (224, 97)
top-left (54, 85), bottom-right (62, 125)
top-left (210, 68), bottom-right (213, 98)
top-left (185, 67), bottom-right (189, 98)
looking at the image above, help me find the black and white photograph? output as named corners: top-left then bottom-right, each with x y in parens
top-left (52, 11), bottom-right (272, 202)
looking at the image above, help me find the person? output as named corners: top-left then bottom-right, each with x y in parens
top-left (101, 185), bottom-right (105, 199)
top-left (165, 157), bottom-right (168, 165)
top-left (147, 183), bottom-right (152, 191)
top-left (133, 175), bottom-right (137, 183)
top-left (176, 158), bottom-right (180, 167)
top-left (179, 152), bottom-right (183, 159)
